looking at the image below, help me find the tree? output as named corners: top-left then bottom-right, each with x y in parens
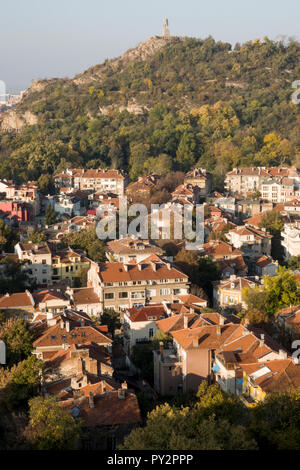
top-left (26, 230), bottom-right (47, 244)
top-left (287, 255), bottom-right (300, 271)
top-left (175, 249), bottom-right (221, 300)
top-left (63, 227), bottom-right (106, 263)
top-left (250, 389), bottom-right (300, 450)
top-left (175, 132), bottom-right (196, 171)
top-left (121, 382), bottom-right (256, 450)
top-left (45, 205), bottom-right (56, 226)
top-left (0, 318), bottom-right (34, 366)
top-left (100, 308), bottom-right (121, 339)
top-left (0, 257), bottom-right (29, 294)
top-left (243, 308), bottom-right (269, 327)
top-left (0, 356), bottom-right (44, 411)
top-left (0, 219), bottom-right (18, 252)
top-left (37, 174), bottom-right (55, 195)
top-left (263, 267), bottom-right (300, 315)
top-left (73, 266), bottom-right (88, 288)
top-left (259, 210), bottom-right (284, 263)
top-left (242, 286), bottom-right (270, 314)
top-left (24, 396), bottom-right (81, 450)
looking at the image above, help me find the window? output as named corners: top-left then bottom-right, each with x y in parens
top-left (42, 259), bottom-right (46, 264)
top-left (118, 292), bottom-right (128, 298)
top-left (149, 328), bottom-right (154, 338)
top-left (105, 292), bottom-right (114, 299)
top-left (160, 288), bottom-right (170, 295)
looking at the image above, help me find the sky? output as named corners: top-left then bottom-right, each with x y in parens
top-left (1, 0), bottom-right (299, 93)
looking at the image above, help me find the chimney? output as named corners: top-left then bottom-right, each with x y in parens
top-left (184, 313), bottom-right (189, 329)
top-left (190, 307), bottom-right (195, 314)
top-left (192, 336), bottom-right (198, 347)
top-left (118, 388), bottom-right (126, 399)
top-left (124, 264), bottom-right (128, 272)
top-left (166, 263), bottom-right (171, 270)
top-left (121, 381), bottom-right (128, 390)
top-left (259, 334), bottom-right (265, 346)
top-left (216, 325), bottom-right (221, 336)
top-left (279, 349), bottom-right (288, 359)
top-left (88, 391), bottom-right (95, 408)
top-left (66, 321), bottom-right (70, 333)
top-left (138, 264), bottom-right (142, 271)
top-left (151, 262), bottom-right (157, 272)
top-left (219, 315), bottom-right (225, 326)
top-left (60, 320), bottom-right (64, 330)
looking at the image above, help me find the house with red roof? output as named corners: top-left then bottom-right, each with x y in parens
top-left (123, 304), bottom-right (168, 353)
top-left (87, 254), bottom-right (190, 314)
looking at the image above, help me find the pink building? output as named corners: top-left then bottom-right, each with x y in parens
top-left (0, 201), bottom-right (34, 222)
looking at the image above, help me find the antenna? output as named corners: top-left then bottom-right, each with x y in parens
top-left (163, 18), bottom-right (170, 38)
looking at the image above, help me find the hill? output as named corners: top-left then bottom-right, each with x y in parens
top-left (0, 35), bottom-right (300, 187)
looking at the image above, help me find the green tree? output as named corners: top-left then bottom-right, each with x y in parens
top-left (263, 267), bottom-right (300, 315)
top-left (24, 396), bottom-right (81, 450)
top-left (37, 174), bottom-right (55, 195)
top-left (26, 230), bottom-right (47, 244)
top-left (0, 318), bottom-right (34, 366)
top-left (100, 308), bottom-right (121, 339)
top-left (0, 257), bottom-right (29, 294)
top-left (0, 356), bottom-right (44, 411)
top-left (45, 205), bottom-right (57, 226)
top-left (259, 210), bottom-right (284, 263)
top-left (121, 382), bottom-right (256, 450)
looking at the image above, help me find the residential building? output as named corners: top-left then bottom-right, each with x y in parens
top-left (4, 182), bottom-right (40, 216)
top-left (126, 174), bottom-right (160, 199)
top-left (0, 290), bottom-right (35, 318)
top-left (58, 385), bottom-right (141, 450)
top-left (240, 358), bottom-right (300, 405)
top-left (54, 190), bottom-right (89, 217)
top-left (67, 287), bottom-right (101, 317)
top-left (54, 169), bottom-right (84, 189)
top-left (213, 275), bottom-right (261, 310)
top-left (15, 241), bottom-right (52, 286)
top-left (225, 167), bottom-right (300, 201)
top-left (254, 256), bottom-right (278, 277)
top-left (79, 169), bottom-right (127, 196)
top-left (106, 236), bottom-right (163, 263)
top-left (0, 200), bottom-right (34, 222)
top-left (282, 221), bottom-right (300, 259)
top-left (184, 168), bottom-right (212, 196)
top-left (123, 304), bottom-right (168, 353)
top-left (33, 315), bottom-right (112, 360)
top-left (51, 247), bottom-right (91, 286)
top-left (87, 254), bottom-right (190, 314)
top-left (226, 225), bottom-right (272, 258)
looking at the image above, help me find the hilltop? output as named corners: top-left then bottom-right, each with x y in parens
top-left (0, 35), bottom-right (300, 185)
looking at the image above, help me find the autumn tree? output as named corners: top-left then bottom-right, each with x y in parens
top-left (24, 396), bottom-right (81, 450)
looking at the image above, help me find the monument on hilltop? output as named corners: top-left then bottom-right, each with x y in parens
top-left (162, 17), bottom-right (170, 37)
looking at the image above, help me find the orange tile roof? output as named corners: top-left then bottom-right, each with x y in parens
top-left (127, 305), bottom-right (167, 322)
top-left (240, 359), bottom-right (300, 393)
top-left (98, 255), bottom-right (188, 283)
top-left (0, 291), bottom-right (34, 309)
top-left (202, 241), bottom-right (243, 259)
top-left (33, 323), bottom-right (112, 348)
top-left (72, 287), bottom-right (100, 305)
top-left (59, 391), bottom-right (141, 427)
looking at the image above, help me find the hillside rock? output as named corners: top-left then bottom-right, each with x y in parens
top-left (1, 110), bottom-right (38, 132)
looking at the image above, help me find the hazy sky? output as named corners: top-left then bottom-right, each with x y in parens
top-left (1, 0), bottom-right (299, 93)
